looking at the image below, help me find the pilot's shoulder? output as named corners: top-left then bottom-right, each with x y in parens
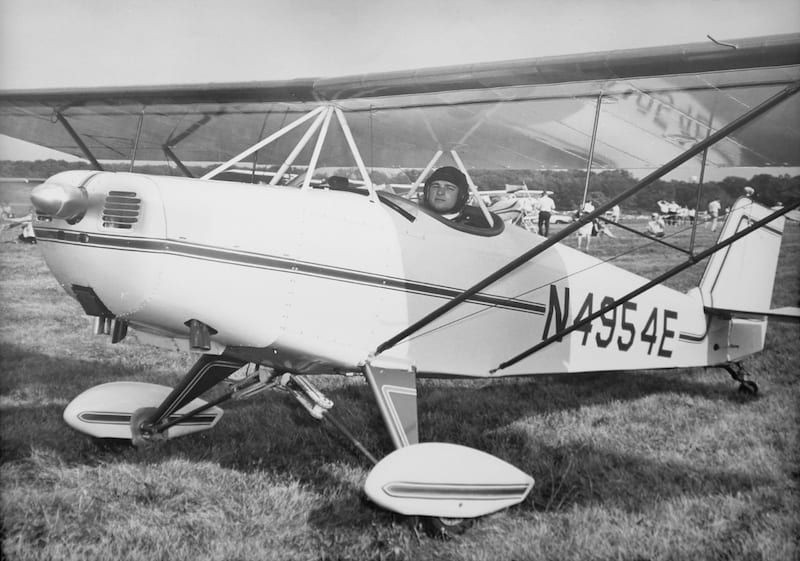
top-left (458, 205), bottom-right (492, 228)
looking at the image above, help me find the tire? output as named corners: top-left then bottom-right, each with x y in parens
top-left (420, 516), bottom-right (474, 538)
top-left (129, 407), bottom-right (161, 447)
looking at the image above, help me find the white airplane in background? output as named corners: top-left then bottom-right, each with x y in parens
top-left (1, 33), bottom-right (799, 536)
top-left (478, 186), bottom-right (576, 230)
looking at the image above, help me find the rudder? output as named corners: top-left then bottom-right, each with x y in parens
top-left (699, 196), bottom-right (785, 315)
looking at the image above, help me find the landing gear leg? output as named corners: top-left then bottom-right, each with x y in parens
top-left (129, 354), bottom-right (246, 445)
top-left (723, 362), bottom-right (758, 395)
top-left (281, 374), bottom-right (380, 465)
top-left (363, 357), bottom-right (480, 537)
top-left (283, 373), bottom-right (477, 537)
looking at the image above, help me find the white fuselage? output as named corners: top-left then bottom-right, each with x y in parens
top-left (34, 171), bottom-right (750, 377)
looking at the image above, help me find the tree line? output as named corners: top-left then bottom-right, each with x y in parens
top-left (464, 168), bottom-right (799, 213)
top-left (2, 159), bottom-right (797, 213)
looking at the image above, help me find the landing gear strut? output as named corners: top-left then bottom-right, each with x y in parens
top-left (283, 373), bottom-right (480, 539)
top-left (281, 373), bottom-right (379, 465)
top-left (128, 355), bottom-right (271, 445)
top-left (723, 362), bottom-right (759, 395)
top-left (122, 356), bottom-right (505, 538)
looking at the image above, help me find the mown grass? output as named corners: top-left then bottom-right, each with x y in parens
top-left (1, 219), bottom-right (798, 560)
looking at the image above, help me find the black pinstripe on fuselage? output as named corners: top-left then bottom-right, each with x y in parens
top-left (35, 227), bottom-right (546, 315)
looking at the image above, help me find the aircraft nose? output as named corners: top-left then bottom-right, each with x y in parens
top-left (31, 182), bottom-right (89, 221)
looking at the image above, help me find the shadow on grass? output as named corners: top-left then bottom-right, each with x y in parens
top-left (0, 342), bottom-right (769, 521)
top-left (521, 439), bottom-right (772, 514)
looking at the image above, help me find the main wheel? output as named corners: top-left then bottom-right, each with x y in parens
top-left (130, 407), bottom-right (163, 447)
top-left (420, 516), bottom-right (473, 539)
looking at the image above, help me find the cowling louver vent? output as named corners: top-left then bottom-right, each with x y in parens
top-left (102, 191), bottom-right (140, 229)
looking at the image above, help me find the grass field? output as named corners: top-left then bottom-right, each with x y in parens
top-left (1, 218), bottom-right (798, 560)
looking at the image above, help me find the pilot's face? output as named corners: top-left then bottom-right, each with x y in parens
top-left (428, 180), bottom-right (460, 213)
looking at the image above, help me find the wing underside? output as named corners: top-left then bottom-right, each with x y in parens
top-left (1, 34), bottom-right (798, 172)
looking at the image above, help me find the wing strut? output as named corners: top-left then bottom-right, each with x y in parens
top-left (492, 199), bottom-right (800, 372)
top-left (334, 107), bottom-right (376, 201)
top-left (129, 109), bottom-right (145, 172)
top-left (301, 107), bottom-right (334, 190)
top-left (451, 150), bottom-right (493, 225)
top-left (688, 123), bottom-right (715, 253)
top-left (374, 80), bottom-right (800, 357)
top-left (55, 112), bottom-right (103, 171)
top-left (162, 113), bottom-right (220, 177)
top-left (162, 145), bottom-right (194, 178)
top-left (406, 150), bottom-right (443, 200)
top-left (202, 106), bottom-right (326, 180)
top-left (580, 93), bottom-right (603, 209)
top-left (269, 107), bottom-right (330, 185)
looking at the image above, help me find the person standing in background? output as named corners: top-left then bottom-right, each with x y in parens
top-left (536, 191), bottom-right (556, 237)
top-left (708, 199), bottom-right (721, 232)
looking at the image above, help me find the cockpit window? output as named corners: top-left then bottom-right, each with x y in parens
top-left (286, 167), bottom-right (415, 192)
top-left (283, 168), bottom-right (500, 235)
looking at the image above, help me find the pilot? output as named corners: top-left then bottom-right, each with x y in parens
top-left (327, 175), bottom-right (350, 190)
top-left (422, 166), bottom-right (491, 228)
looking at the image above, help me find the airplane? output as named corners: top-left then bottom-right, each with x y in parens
top-left (0, 33), bottom-right (799, 536)
top-left (470, 186), bottom-right (578, 231)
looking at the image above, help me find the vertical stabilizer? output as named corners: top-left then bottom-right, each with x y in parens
top-left (699, 197), bottom-right (785, 314)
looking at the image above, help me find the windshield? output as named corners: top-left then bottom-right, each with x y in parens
top-left (286, 167), bottom-right (415, 194)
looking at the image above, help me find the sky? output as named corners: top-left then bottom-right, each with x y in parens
top-left (0, 0), bottom-right (798, 161)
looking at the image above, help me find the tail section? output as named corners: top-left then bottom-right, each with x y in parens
top-left (697, 197), bottom-right (800, 364)
top-left (699, 197), bottom-right (785, 316)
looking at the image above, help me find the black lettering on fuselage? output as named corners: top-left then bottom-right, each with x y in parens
top-left (543, 285), bottom-right (570, 341)
top-left (541, 286), bottom-right (679, 356)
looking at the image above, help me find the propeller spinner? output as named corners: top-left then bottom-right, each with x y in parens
top-left (31, 181), bottom-right (88, 222)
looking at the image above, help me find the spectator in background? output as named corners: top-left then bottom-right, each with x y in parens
top-left (536, 191), bottom-right (556, 237)
top-left (646, 213), bottom-right (665, 238)
top-left (666, 201), bottom-right (679, 226)
top-left (4, 212), bottom-right (36, 243)
top-left (707, 199), bottom-right (721, 232)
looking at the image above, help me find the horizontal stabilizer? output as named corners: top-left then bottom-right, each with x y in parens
top-left (364, 442), bottom-right (533, 518)
top-left (705, 305), bottom-right (800, 323)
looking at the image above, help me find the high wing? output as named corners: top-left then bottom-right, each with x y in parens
top-left (1, 33), bottom-right (798, 173)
